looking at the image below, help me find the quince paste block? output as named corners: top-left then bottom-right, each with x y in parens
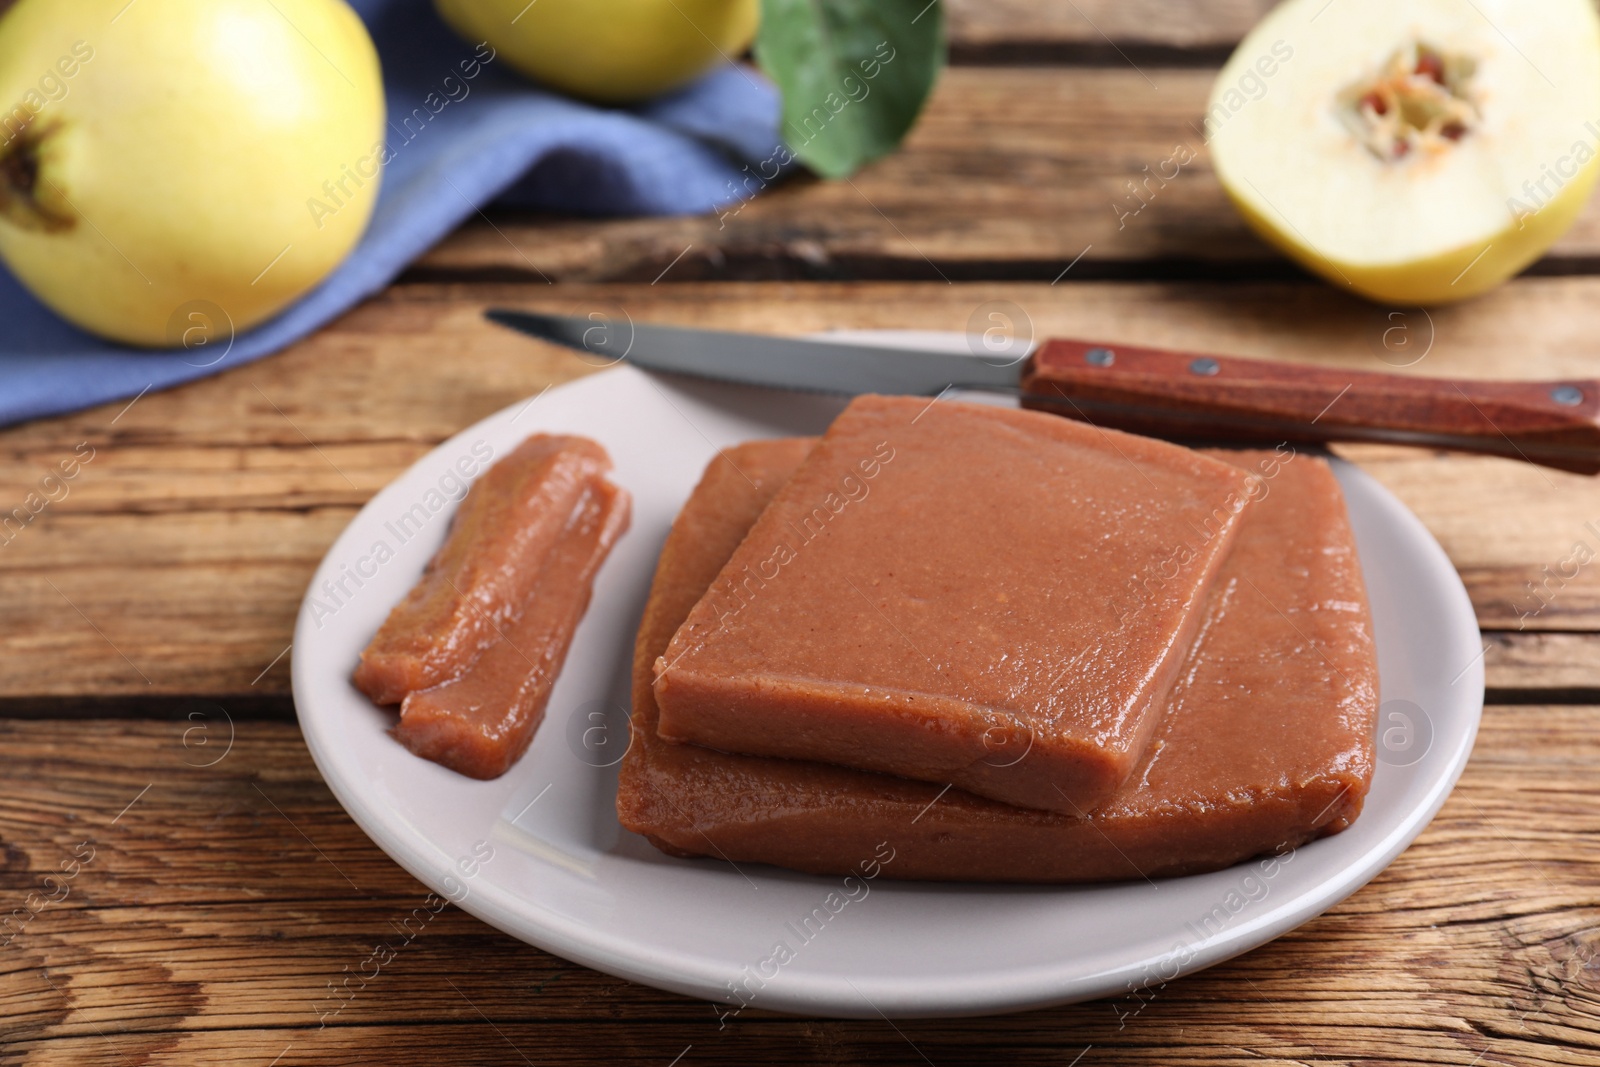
top-left (619, 441), bottom-right (1378, 882)
top-left (652, 396), bottom-right (1258, 813)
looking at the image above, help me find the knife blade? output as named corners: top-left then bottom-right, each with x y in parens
top-left (486, 308), bottom-right (1600, 475)
top-left (486, 309), bottom-right (1023, 395)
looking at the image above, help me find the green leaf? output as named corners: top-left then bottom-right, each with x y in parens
top-left (755, 0), bottom-right (945, 179)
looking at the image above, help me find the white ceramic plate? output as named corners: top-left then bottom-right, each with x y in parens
top-left (293, 333), bottom-right (1484, 1019)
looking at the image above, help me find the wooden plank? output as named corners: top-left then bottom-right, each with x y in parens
top-left (0, 710), bottom-right (1596, 1064)
top-left (7, 279), bottom-right (1600, 697)
top-left (1483, 632), bottom-right (1600, 696)
top-left (414, 68), bottom-right (1600, 284)
top-left (1338, 444), bottom-right (1600, 632)
top-left (944, 0), bottom-right (1275, 56)
top-left (415, 69), bottom-right (1249, 282)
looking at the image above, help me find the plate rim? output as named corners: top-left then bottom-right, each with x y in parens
top-left (292, 358), bottom-right (1484, 1019)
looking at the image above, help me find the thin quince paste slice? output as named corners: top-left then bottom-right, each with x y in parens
top-left (355, 433), bottom-right (629, 779)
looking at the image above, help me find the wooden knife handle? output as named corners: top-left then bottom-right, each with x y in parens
top-left (1019, 338), bottom-right (1600, 475)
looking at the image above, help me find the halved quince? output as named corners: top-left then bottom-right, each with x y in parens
top-left (1209, 0), bottom-right (1600, 305)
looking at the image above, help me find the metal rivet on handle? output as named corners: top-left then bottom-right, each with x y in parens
top-left (1190, 357), bottom-right (1220, 376)
top-left (1085, 347), bottom-right (1115, 367)
top-left (1552, 385), bottom-right (1584, 406)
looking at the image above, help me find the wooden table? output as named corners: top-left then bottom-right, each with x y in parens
top-left (5, 3), bottom-right (1600, 1064)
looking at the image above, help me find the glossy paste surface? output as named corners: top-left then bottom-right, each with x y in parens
top-left (620, 440), bottom-right (1377, 882)
top-left (654, 397), bottom-right (1257, 812)
top-left (354, 435), bottom-right (629, 778)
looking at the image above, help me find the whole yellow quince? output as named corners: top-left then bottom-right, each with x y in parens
top-left (0, 0), bottom-right (385, 347)
top-left (435, 0), bottom-right (758, 104)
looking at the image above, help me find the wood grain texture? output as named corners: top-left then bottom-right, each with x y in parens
top-left (1484, 633), bottom-right (1600, 697)
top-left (0, 709), bottom-right (1597, 1066)
top-left (411, 68), bottom-right (1600, 285)
top-left (944, 0), bottom-right (1275, 57)
top-left (5, 280), bottom-right (1600, 698)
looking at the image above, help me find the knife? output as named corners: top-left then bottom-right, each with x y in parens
top-left (486, 309), bottom-right (1600, 476)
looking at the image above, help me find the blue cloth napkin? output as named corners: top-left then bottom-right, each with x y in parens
top-left (0, 0), bottom-right (783, 427)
